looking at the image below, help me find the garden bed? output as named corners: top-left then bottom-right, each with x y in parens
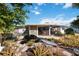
top-left (46, 35), bottom-right (79, 47)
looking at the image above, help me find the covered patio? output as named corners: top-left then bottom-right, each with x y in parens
top-left (25, 24), bottom-right (66, 36)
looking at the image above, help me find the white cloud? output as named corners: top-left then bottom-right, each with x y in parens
top-left (63, 3), bottom-right (72, 8)
top-left (55, 3), bottom-right (59, 5)
top-left (32, 10), bottom-right (40, 15)
top-left (37, 3), bottom-right (46, 6)
top-left (40, 14), bottom-right (76, 26)
top-left (32, 5), bottom-right (42, 15)
top-left (54, 3), bottom-right (72, 9)
top-left (37, 3), bottom-right (44, 6)
top-left (54, 3), bottom-right (63, 5)
top-left (34, 6), bottom-right (38, 10)
top-left (35, 11), bottom-right (40, 15)
top-left (40, 18), bottom-right (51, 24)
top-left (32, 6), bottom-right (42, 14)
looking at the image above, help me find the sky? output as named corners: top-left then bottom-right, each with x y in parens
top-left (25, 3), bottom-right (79, 26)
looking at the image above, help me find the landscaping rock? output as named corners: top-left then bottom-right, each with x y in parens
top-left (18, 36), bottom-right (24, 40)
top-left (52, 47), bottom-right (74, 56)
top-left (26, 48), bottom-right (34, 56)
top-left (72, 48), bottom-right (79, 55)
top-left (0, 46), bottom-right (5, 52)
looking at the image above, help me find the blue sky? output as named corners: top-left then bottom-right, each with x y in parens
top-left (25, 3), bottom-right (79, 25)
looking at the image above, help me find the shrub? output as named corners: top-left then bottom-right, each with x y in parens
top-left (23, 35), bottom-right (38, 44)
top-left (2, 33), bottom-right (16, 40)
top-left (55, 31), bottom-right (63, 36)
top-left (23, 35), bottom-right (30, 42)
top-left (29, 35), bottom-right (37, 39)
top-left (2, 40), bottom-right (16, 47)
top-left (32, 44), bottom-right (53, 56)
top-left (0, 41), bottom-right (18, 56)
top-left (65, 28), bottom-right (74, 35)
top-left (23, 35), bottom-right (30, 40)
top-left (57, 35), bottom-right (79, 47)
top-left (0, 46), bottom-right (16, 56)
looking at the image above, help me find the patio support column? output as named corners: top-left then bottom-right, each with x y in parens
top-left (49, 25), bottom-right (51, 36)
top-left (37, 25), bottom-right (38, 36)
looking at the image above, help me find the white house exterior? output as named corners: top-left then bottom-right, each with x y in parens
top-left (25, 24), bottom-right (68, 36)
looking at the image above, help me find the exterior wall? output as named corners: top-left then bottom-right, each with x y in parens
top-left (14, 28), bottom-right (26, 35)
top-left (59, 27), bottom-right (65, 34)
top-left (29, 26), bottom-right (38, 35)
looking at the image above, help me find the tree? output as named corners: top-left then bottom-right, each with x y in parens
top-left (71, 3), bottom-right (79, 28)
top-left (0, 3), bottom-right (32, 46)
top-left (71, 16), bottom-right (79, 28)
top-left (72, 3), bottom-right (79, 8)
top-left (0, 3), bottom-right (32, 33)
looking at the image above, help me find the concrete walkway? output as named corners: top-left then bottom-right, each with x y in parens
top-left (38, 35), bottom-right (62, 39)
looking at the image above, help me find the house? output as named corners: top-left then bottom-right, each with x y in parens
top-left (14, 26), bottom-right (26, 36)
top-left (25, 24), bottom-right (68, 37)
top-left (13, 24), bottom-right (68, 39)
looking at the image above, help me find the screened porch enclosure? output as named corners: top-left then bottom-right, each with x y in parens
top-left (38, 26), bottom-right (49, 35)
top-left (25, 24), bottom-right (65, 36)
